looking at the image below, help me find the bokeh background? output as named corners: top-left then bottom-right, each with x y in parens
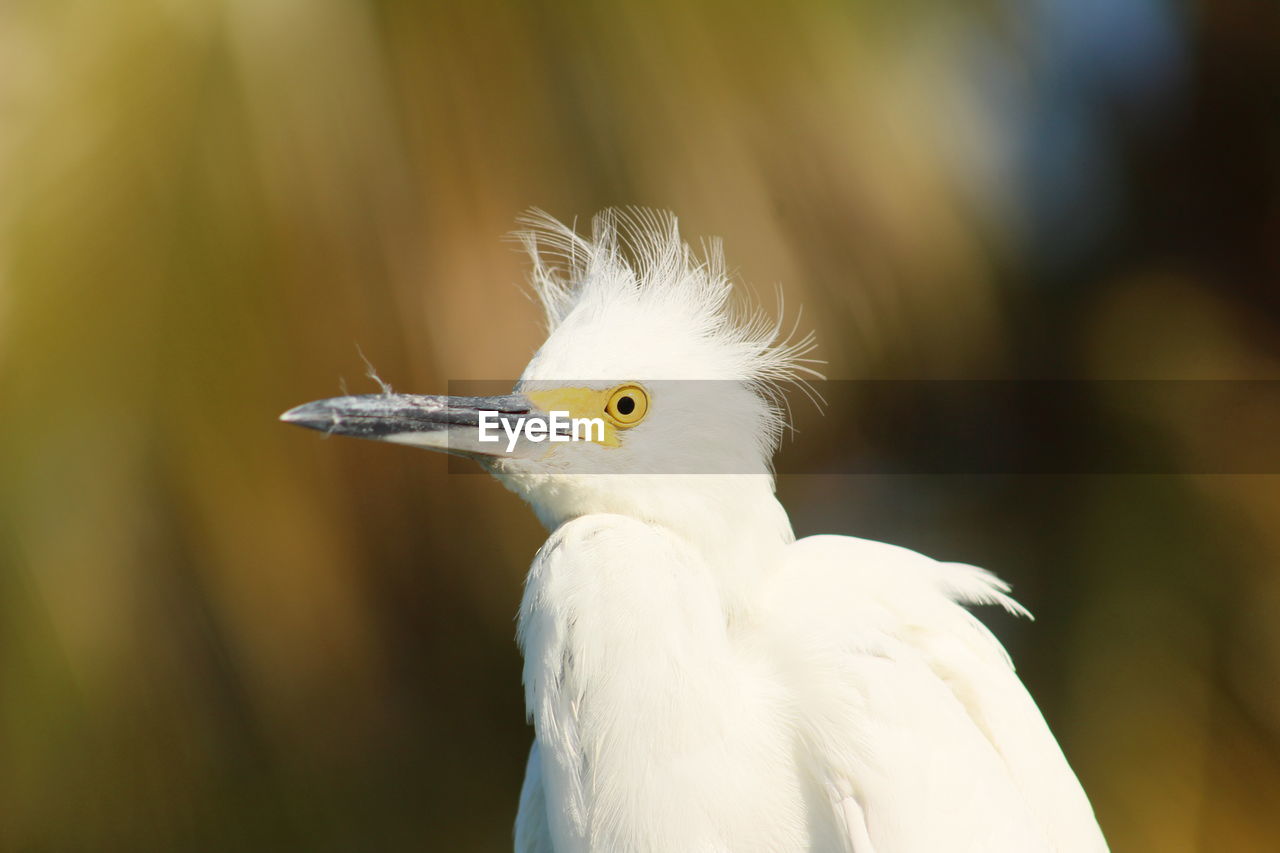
top-left (2, 0), bottom-right (1278, 850)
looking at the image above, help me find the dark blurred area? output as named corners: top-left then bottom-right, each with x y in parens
top-left (1, 1), bottom-right (1278, 850)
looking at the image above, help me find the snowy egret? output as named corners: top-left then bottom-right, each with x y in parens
top-left (281, 210), bottom-right (1108, 852)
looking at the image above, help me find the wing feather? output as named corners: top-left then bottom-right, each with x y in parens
top-left (515, 742), bottom-right (555, 853)
top-left (773, 535), bottom-right (1107, 852)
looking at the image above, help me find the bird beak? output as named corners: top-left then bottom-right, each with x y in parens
top-left (279, 393), bottom-right (538, 458)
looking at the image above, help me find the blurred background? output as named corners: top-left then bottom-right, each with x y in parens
top-left (1, 0), bottom-right (1278, 849)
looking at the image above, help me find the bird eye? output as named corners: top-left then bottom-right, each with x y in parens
top-left (604, 385), bottom-right (648, 426)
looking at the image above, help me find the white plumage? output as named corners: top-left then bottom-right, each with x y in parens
top-left (282, 210), bottom-right (1108, 852)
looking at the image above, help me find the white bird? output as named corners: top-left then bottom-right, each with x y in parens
top-left (281, 210), bottom-right (1108, 853)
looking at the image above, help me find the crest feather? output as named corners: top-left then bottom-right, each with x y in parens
top-left (513, 208), bottom-right (824, 424)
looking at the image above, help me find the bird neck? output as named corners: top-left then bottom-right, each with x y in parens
top-left (658, 478), bottom-right (795, 618)
top-left (516, 473), bottom-right (794, 618)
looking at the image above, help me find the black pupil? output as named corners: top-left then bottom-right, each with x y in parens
top-left (616, 395), bottom-right (635, 416)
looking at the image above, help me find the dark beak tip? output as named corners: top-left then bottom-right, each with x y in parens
top-left (279, 401), bottom-right (333, 431)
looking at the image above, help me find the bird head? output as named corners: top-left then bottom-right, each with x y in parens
top-left (282, 210), bottom-right (819, 533)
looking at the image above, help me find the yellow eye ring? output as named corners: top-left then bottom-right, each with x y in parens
top-left (604, 384), bottom-right (649, 427)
